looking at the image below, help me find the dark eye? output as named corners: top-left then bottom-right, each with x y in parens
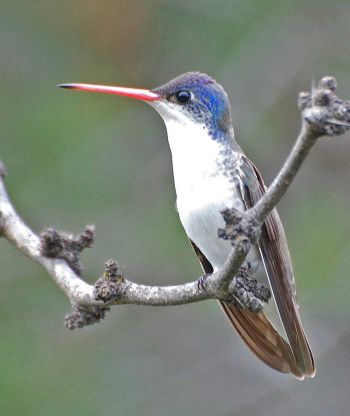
top-left (176, 90), bottom-right (191, 104)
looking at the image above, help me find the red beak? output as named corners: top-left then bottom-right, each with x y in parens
top-left (58, 83), bottom-right (160, 101)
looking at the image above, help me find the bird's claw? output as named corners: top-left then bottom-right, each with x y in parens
top-left (197, 274), bottom-right (210, 292)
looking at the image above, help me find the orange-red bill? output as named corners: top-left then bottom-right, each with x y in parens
top-left (58, 83), bottom-right (160, 101)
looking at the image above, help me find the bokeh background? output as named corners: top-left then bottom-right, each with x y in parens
top-left (1, 1), bottom-right (350, 415)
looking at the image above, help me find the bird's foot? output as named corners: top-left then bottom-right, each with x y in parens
top-left (197, 274), bottom-right (210, 292)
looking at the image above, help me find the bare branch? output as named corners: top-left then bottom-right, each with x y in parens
top-left (94, 259), bottom-right (269, 310)
top-left (251, 76), bottom-right (350, 224)
top-left (0, 176), bottom-right (97, 307)
top-left (0, 75), bottom-right (349, 329)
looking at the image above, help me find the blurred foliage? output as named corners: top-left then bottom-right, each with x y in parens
top-left (1, 1), bottom-right (350, 415)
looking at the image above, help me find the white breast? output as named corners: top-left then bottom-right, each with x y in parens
top-left (164, 117), bottom-right (246, 269)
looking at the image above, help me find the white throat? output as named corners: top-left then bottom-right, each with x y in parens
top-left (150, 102), bottom-right (236, 192)
top-left (167, 118), bottom-right (225, 188)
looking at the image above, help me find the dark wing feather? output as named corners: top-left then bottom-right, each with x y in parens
top-left (237, 156), bottom-right (315, 377)
top-left (190, 240), bottom-right (305, 379)
top-left (220, 302), bottom-right (304, 377)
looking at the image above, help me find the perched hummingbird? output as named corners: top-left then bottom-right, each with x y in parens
top-left (60, 72), bottom-right (315, 379)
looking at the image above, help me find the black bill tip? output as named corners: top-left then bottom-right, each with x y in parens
top-left (58, 84), bottom-right (77, 89)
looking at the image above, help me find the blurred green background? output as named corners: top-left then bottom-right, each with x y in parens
top-left (1, 1), bottom-right (350, 415)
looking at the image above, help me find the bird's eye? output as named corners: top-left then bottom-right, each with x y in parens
top-left (176, 90), bottom-right (191, 104)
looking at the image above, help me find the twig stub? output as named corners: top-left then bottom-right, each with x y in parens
top-left (40, 225), bottom-right (95, 275)
top-left (218, 208), bottom-right (261, 245)
top-left (94, 259), bottom-right (125, 303)
top-left (65, 306), bottom-right (109, 330)
top-left (229, 264), bottom-right (271, 312)
top-left (299, 76), bottom-right (350, 137)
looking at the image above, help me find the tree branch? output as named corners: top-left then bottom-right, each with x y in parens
top-left (0, 76), bottom-right (349, 329)
top-left (251, 76), bottom-right (350, 224)
top-left (0, 171), bottom-right (96, 307)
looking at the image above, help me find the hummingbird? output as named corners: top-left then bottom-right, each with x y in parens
top-left (59, 72), bottom-right (315, 379)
